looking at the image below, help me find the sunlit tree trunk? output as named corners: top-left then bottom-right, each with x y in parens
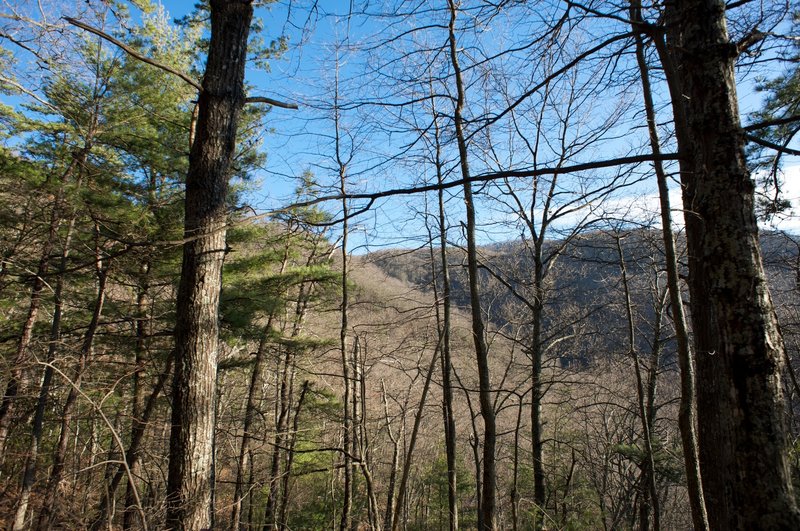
top-left (663, 0), bottom-right (800, 526)
top-left (166, 1), bottom-right (252, 529)
top-left (430, 94), bottom-right (459, 531)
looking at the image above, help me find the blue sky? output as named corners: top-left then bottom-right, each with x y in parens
top-left (3, 0), bottom-right (797, 250)
top-left (154, 0), bottom-right (799, 242)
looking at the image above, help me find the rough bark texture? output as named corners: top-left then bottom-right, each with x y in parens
top-left (664, 0), bottom-right (800, 527)
top-left (166, 1), bottom-right (252, 529)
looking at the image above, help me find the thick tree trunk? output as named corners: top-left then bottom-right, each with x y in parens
top-left (663, 0), bottom-right (800, 527)
top-left (166, 1), bottom-right (252, 529)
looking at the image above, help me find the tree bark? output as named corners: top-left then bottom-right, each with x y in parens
top-left (166, 1), bottom-right (252, 529)
top-left (663, 0), bottom-right (800, 527)
top-left (632, 7), bottom-right (710, 526)
top-left (447, 2), bottom-right (496, 528)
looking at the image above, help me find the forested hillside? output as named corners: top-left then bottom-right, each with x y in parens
top-left (0, 0), bottom-right (799, 530)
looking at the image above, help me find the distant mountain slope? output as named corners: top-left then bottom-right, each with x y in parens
top-left (366, 229), bottom-right (800, 365)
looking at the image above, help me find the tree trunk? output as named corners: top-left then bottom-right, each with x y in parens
top-left (614, 234), bottom-right (661, 531)
top-left (354, 338), bottom-right (381, 531)
top-left (381, 381), bottom-right (402, 531)
top-left (231, 332), bottom-right (269, 531)
top-left (530, 261), bottom-right (546, 531)
top-left (11, 216), bottom-right (76, 531)
top-left (447, 1), bottom-right (496, 528)
top-left (122, 260), bottom-right (152, 531)
top-left (277, 380), bottom-right (310, 531)
top-left (632, 8), bottom-right (709, 526)
top-left (663, 0), bottom-right (800, 527)
top-left (90, 357), bottom-right (172, 531)
top-left (334, 55), bottom-right (354, 531)
top-left (36, 230), bottom-right (109, 531)
top-left (391, 343), bottom-right (443, 531)
top-left (233, 248), bottom-right (290, 531)
top-left (166, 1), bottom-right (252, 529)
top-left (0, 168), bottom-right (71, 459)
top-left (263, 346), bottom-right (293, 531)
top-left (430, 95), bottom-right (459, 531)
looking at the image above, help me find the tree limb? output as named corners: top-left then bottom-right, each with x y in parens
top-left (245, 96), bottom-right (299, 110)
top-left (746, 133), bottom-right (800, 156)
top-left (64, 16), bottom-right (299, 110)
top-left (63, 16), bottom-right (202, 91)
top-left (278, 152), bottom-right (679, 212)
top-left (744, 115), bottom-right (800, 131)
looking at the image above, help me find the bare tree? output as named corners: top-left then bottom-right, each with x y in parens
top-left (446, 1), bottom-right (497, 528)
top-left (628, 4), bottom-right (708, 524)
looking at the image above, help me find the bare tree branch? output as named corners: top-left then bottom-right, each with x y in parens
top-left (245, 95), bottom-right (299, 109)
top-left (64, 16), bottom-right (299, 110)
top-left (278, 152), bottom-right (679, 212)
top-left (746, 133), bottom-right (800, 156)
top-left (744, 114), bottom-right (800, 131)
